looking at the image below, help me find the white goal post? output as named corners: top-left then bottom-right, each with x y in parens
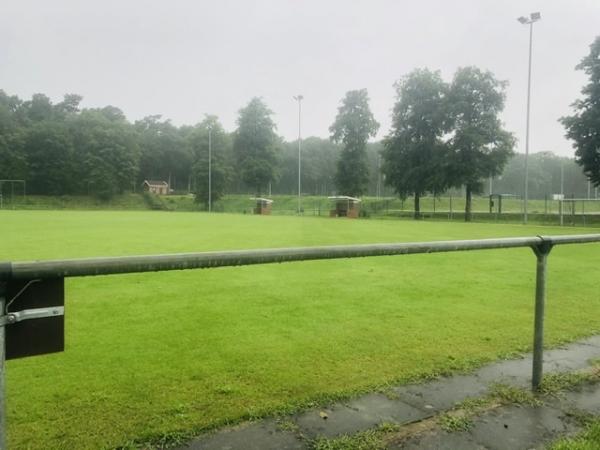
top-left (0, 180), bottom-right (26, 209)
top-left (558, 198), bottom-right (600, 226)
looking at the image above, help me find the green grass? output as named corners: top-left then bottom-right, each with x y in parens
top-left (539, 371), bottom-right (597, 395)
top-left (549, 420), bottom-right (600, 450)
top-left (2, 211), bottom-right (600, 449)
top-left (311, 427), bottom-right (390, 450)
top-left (6, 192), bottom-right (600, 229)
top-left (6, 194), bottom-right (150, 210)
top-left (7, 193), bottom-right (600, 218)
top-left (439, 414), bottom-right (473, 432)
top-left (488, 384), bottom-right (541, 407)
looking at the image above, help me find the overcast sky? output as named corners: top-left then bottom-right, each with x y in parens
top-left (1, 0), bottom-right (599, 156)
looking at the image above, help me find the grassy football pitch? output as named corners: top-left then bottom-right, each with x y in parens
top-left (1, 210), bottom-right (599, 449)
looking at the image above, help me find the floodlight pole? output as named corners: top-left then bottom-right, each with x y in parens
top-left (588, 180), bottom-right (591, 199)
top-left (524, 20), bottom-right (533, 224)
top-left (377, 154), bottom-right (382, 199)
top-left (560, 162), bottom-right (564, 197)
top-left (208, 126), bottom-right (212, 213)
top-left (518, 12), bottom-right (541, 224)
top-left (294, 95), bottom-right (303, 215)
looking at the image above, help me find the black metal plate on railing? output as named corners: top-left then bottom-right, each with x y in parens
top-left (5, 278), bottom-right (64, 360)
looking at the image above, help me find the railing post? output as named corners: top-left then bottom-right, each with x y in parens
top-left (0, 282), bottom-right (5, 449)
top-left (531, 240), bottom-right (553, 391)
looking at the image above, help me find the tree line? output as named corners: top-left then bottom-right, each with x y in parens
top-left (0, 88), bottom-right (384, 205)
top-left (0, 35), bottom-right (597, 217)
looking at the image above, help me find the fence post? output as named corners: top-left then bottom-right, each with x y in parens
top-left (531, 240), bottom-right (553, 391)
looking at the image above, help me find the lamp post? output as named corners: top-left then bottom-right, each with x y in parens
top-left (560, 162), bottom-right (564, 197)
top-left (293, 95), bottom-right (303, 214)
top-left (518, 11), bottom-right (541, 224)
top-left (208, 126), bottom-right (212, 212)
top-left (377, 154), bottom-right (382, 199)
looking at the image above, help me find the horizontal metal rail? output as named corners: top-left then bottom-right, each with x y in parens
top-left (2, 234), bottom-right (600, 281)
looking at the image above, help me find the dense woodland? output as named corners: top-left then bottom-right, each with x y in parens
top-left (0, 90), bottom-right (591, 202)
top-left (0, 36), bottom-right (598, 216)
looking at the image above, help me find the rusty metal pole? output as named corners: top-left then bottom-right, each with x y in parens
top-left (531, 241), bottom-right (552, 390)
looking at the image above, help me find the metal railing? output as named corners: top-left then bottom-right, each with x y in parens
top-left (0, 233), bottom-right (599, 448)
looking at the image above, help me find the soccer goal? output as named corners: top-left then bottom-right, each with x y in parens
top-left (0, 179), bottom-right (26, 209)
top-left (558, 198), bottom-right (600, 226)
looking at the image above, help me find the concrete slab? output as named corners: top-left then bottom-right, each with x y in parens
top-left (180, 419), bottom-right (303, 450)
top-left (294, 403), bottom-right (379, 439)
top-left (395, 375), bottom-right (488, 412)
top-left (560, 383), bottom-right (600, 414)
top-left (391, 430), bottom-right (487, 450)
top-left (577, 335), bottom-right (600, 348)
top-left (345, 393), bottom-right (430, 424)
top-left (543, 343), bottom-right (600, 373)
top-left (475, 357), bottom-right (532, 388)
top-left (469, 405), bottom-right (569, 450)
top-left (294, 394), bottom-right (430, 440)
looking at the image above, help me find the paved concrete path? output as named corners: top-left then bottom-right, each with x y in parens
top-left (395, 381), bottom-right (600, 449)
top-left (177, 335), bottom-right (600, 450)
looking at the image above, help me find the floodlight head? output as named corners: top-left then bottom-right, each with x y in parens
top-left (530, 12), bottom-right (541, 21)
top-left (517, 16), bottom-right (529, 24)
top-left (294, 95), bottom-right (304, 101)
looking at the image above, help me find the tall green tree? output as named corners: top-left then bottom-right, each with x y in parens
top-left (0, 91), bottom-right (26, 181)
top-left (135, 115), bottom-right (191, 190)
top-left (382, 69), bottom-right (450, 218)
top-left (55, 94), bottom-right (83, 117)
top-left (279, 137), bottom-right (340, 195)
top-left (23, 93), bottom-right (54, 122)
top-left (23, 122), bottom-right (75, 195)
top-left (188, 116), bottom-right (233, 208)
top-left (330, 89), bottom-right (379, 197)
top-left (494, 152), bottom-right (589, 199)
top-left (69, 109), bottom-right (139, 199)
top-left (447, 67), bottom-right (515, 221)
top-left (0, 132), bottom-right (26, 181)
top-left (561, 36), bottom-right (600, 187)
top-left (233, 98), bottom-right (280, 195)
